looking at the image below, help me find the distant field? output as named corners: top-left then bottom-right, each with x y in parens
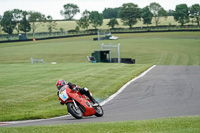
top-left (3, 16), bottom-right (198, 34)
top-left (35, 16), bottom-right (198, 32)
top-left (0, 32), bottom-right (200, 121)
top-left (39, 17), bottom-right (180, 32)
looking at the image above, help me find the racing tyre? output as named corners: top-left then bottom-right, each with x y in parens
top-left (67, 102), bottom-right (83, 119)
top-left (94, 105), bottom-right (104, 117)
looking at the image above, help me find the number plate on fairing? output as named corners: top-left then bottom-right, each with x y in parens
top-left (59, 90), bottom-right (69, 101)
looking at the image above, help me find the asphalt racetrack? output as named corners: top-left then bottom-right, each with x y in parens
top-left (1, 65), bottom-right (200, 127)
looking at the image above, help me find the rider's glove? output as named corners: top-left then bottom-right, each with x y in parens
top-left (72, 87), bottom-right (76, 91)
top-left (72, 86), bottom-right (80, 91)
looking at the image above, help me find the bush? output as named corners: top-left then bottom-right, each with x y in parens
top-left (75, 26), bottom-right (80, 32)
top-left (68, 30), bottom-right (77, 33)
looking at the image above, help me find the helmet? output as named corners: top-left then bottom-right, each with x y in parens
top-left (56, 79), bottom-right (66, 90)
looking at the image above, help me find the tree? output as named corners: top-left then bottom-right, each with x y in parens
top-left (103, 8), bottom-right (120, 19)
top-left (173, 4), bottom-right (189, 26)
top-left (75, 26), bottom-right (79, 32)
top-left (89, 11), bottom-right (103, 29)
top-left (189, 4), bottom-right (200, 26)
top-left (60, 28), bottom-right (64, 33)
top-left (76, 10), bottom-right (90, 30)
top-left (149, 2), bottom-right (167, 26)
top-left (0, 15), bottom-right (2, 34)
top-left (167, 10), bottom-right (174, 16)
top-left (1, 11), bottom-right (17, 35)
top-left (28, 11), bottom-right (46, 37)
top-left (46, 15), bottom-right (57, 35)
top-left (107, 18), bottom-right (119, 29)
top-left (76, 17), bottom-right (90, 30)
top-left (119, 3), bottom-right (141, 29)
top-left (60, 3), bottom-right (80, 20)
top-left (12, 9), bottom-right (23, 34)
top-left (19, 11), bottom-right (31, 34)
top-left (141, 6), bottom-right (153, 26)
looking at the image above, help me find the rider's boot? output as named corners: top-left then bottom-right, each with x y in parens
top-left (82, 87), bottom-right (99, 107)
top-left (90, 97), bottom-right (99, 107)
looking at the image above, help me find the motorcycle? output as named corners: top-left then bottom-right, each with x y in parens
top-left (58, 85), bottom-right (104, 119)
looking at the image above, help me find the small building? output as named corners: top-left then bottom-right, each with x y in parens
top-left (91, 50), bottom-right (111, 63)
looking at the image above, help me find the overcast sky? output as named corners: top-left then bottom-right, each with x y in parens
top-left (0, 0), bottom-right (199, 19)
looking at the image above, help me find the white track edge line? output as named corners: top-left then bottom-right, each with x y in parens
top-left (0, 115), bottom-right (70, 125)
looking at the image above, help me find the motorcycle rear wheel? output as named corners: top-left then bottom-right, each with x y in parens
top-left (94, 105), bottom-right (104, 117)
top-left (67, 102), bottom-right (83, 119)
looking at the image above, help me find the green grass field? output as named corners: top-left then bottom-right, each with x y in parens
top-left (1, 116), bottom-right (200, 133)
top-left (1, 32), bottom-right (200, 65)
top-left (0, 63), bottom-right (150, 121)
top-left (0, 32), bottom-right (200, 131)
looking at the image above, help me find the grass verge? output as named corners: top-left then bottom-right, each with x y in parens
top-left (0, 116), bottom-right (200, 133)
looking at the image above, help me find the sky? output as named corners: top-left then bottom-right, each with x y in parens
top-left (0, 0), bottom-right (199, 19)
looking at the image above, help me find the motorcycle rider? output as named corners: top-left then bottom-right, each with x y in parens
top-left (56, 79), bottom-right (98, 106)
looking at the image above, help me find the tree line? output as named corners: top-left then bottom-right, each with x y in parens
top-left (0, 9), bottom-right (57, 37)
top-left (78, 3), bottom-right (200, 29)
top-left (0, 2), bottom-right (200, 36)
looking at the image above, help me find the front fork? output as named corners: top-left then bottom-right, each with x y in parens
top-left (71, 98), bottom-right (79, 109)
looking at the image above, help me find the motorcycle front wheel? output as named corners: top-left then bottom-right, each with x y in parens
top-left (94, 105), bottom-right (104, 117)
top-left (67, 102), bottom-right (83, 119)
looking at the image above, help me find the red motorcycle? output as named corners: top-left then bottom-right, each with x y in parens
top-left (58, 85), bottom-right (104, 119)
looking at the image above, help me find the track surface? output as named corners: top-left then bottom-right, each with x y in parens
top-left (1, 65), bottom-right (200, 127)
